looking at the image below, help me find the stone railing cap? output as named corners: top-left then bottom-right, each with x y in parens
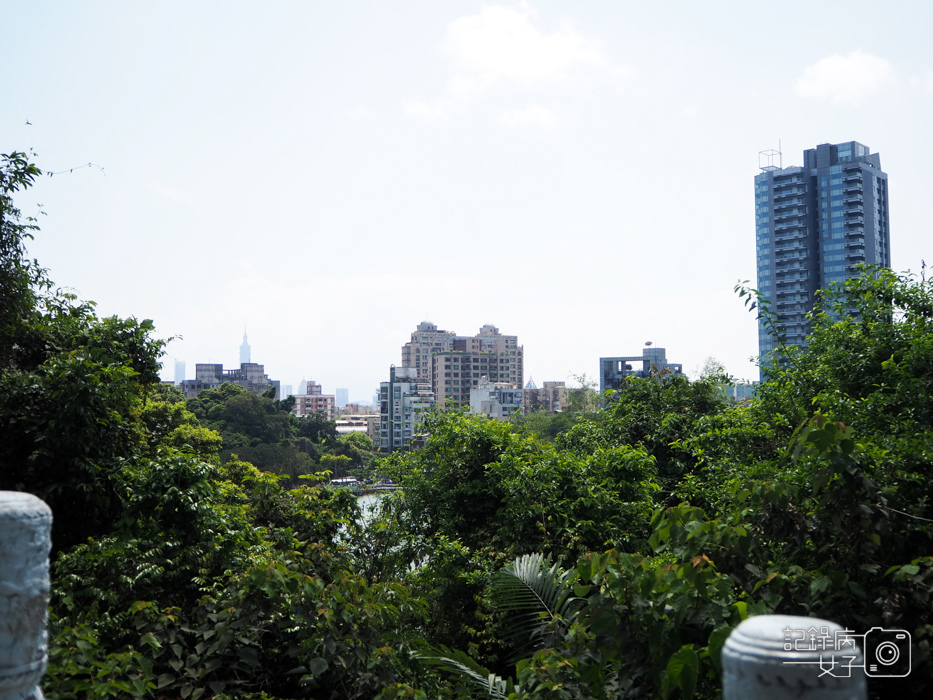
top-left (0, 491), bottom-right (52, 521)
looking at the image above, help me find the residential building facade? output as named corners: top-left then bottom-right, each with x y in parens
top-left (523, 380), bottom-right (567, 414)
top-left (379, 366), bottom-right (436, 452)
top-left (754, 141), bottom-right (890, 366)
top-left (292, 379), bottom-right (336, 420)
top-left (401, 322), bottom-right (523, 409)
top-left (470, 379), bottom-right (523, 419)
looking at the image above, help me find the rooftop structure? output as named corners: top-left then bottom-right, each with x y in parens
top-left (599, 347), bottom-right (683, 393)
top-left (179, 362), bottom-right (279, 399)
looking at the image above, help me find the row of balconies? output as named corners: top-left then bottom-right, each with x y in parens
top-left (773, 233), bottom-right (807, 245)
top-left (775, 262), bottom-right (808, 272)
top-left (773, 215), bottom-right (806, 228)
top-left (773, 199), bottom-right (806, 212)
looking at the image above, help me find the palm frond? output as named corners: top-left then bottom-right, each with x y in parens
top-left (417, 646), bottom-right (515, 699)
top-left (492, 553), bottom-right (564, 616)
top-left (490, 552), bottom-right (581, 661)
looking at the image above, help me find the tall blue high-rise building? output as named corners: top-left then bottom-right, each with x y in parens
top-left (754, 141), bottom-right (890, 370)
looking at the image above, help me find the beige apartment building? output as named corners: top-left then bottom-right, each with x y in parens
top-left (523, 380), bottom-right (568, 414)
top-left (401, 322), bottom-right (523, 410)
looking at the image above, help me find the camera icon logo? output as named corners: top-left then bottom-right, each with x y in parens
top-left (863, 627), bottom-right (911, 677)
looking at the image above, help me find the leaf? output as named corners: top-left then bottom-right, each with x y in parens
top-left (810, 575), bottom-right (831, 595)
top-left (417, 647), bottom-right (512, 699)
top-left (707, 626), bottom-right (732, 674)
top-left (308, 657), bottom-right (329, 676)
top-left (237, 645), bottom-right (260, 665)
top-left (665, 646), bottom-right (699, 699)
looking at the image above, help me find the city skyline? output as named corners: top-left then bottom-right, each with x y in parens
top-left (5, 2), bottom-right (933, 400)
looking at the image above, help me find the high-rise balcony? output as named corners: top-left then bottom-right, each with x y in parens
top-left (774, 218), bottom-right (805, 230)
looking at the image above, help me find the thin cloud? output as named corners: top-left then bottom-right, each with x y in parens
top-left (908, 70), bottom-right (933, 92)
top-left (152, 184), bottom-right (195, 203)
top-left (408, 3), bottom-right (622, 119)
top-left (442, 4), bottom-right (604, 98)
top-left (498, 104), bottom-right (560, 130)
top-left (795, 51), bottom-right (894, 105)
top-left (345, 106), bottom-right (376, 122)
top-left (404, 100), bottom-right (451, 120)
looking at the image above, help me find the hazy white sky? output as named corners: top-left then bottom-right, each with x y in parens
top-left (5, 1), bottom-right (933, 401)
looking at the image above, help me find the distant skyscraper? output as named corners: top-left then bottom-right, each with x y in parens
top-left (754, 141), bottom-right (890, 369)
top-left (336, 388), bottom-right (349, 408)
top-left (173, 360), bottom-right (186, 386)
top-left (240, 332), bottom-right (251, 364)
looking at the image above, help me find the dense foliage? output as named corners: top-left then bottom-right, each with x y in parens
top-left (3, 152), bottom-right (933, 698)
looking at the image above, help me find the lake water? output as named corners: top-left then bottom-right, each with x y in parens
top-left (357, 493), bottom-right (382, 510)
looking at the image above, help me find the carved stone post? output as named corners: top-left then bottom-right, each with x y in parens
top-left (723, 614), bottom-right (867, 699)
top-left (0, 492), bottom-right (52, 700)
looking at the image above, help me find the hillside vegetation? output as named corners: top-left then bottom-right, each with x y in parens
top-left (3, 152), bottom-right (931, 698)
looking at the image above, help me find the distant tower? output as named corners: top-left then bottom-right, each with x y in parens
top-left (240, 331), bottom-right (251, 365)
top-left (336, 388), bottom-right (349, 408)
top-left (174, 360), bottom-right (186, 386)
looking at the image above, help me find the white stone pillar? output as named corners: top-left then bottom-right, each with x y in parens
top-left (723, 614), bottom-right (867, 699)
top-left (0, 492), bottom-right (51, 700)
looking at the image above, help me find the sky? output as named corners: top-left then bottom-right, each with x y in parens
top-left (4, 1), bottom-right (933, 403)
